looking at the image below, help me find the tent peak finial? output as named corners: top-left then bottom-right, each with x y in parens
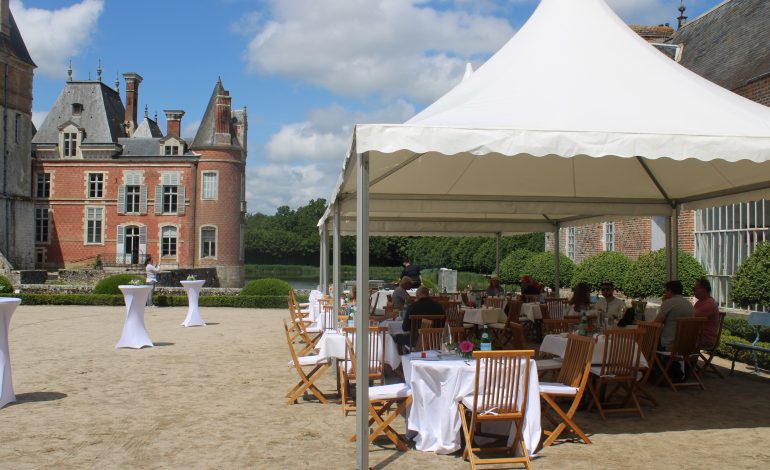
top-left (677, 1), bottom-right (687, 29)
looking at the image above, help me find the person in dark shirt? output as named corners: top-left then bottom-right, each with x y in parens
top-left (400, 258), bottom-right (423, 288)
top-left (402, 286), bottom-right (444, 332)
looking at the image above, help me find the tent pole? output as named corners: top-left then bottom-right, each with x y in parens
top-left (320, 225), bottom-right (329, 293)
top-left (554, 224), bottom-right (561, 297)
top-left (666, 206), bottom-right (679, 281)
top-left (355, 152), bottom-right (370, 470)
top-left (495, 232), bottom-right (501, 275)
top-left (333, 204), bottom-right (341, 315)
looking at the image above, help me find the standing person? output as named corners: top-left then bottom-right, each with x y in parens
top-left (145, 255), bottom-right (159, 307)
top-left (595, 281), bottom-right (626, 325)
top-left (693, 278), bottom-right (720, 349)
top-left (400, 258), bottom-right (423, 288)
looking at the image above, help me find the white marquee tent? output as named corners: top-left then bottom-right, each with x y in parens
top-left (314, 0), bottom-right (770, 465)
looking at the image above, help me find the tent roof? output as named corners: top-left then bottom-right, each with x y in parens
top-left (319, 0), bottom-right (770, 233)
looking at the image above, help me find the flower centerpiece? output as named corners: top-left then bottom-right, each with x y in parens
top-left (128, 279), bottom-right (144, 286)
top-left (459, 338), bottom-right (480, 359)
top-left (186, 274), bottom-right (197, 281)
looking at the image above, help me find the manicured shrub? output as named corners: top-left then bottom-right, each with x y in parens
top-left (730, 242), bottom-right (770, 309)
top-left (521, 251), bottom-right (575, 290)
top-left (240, 278), bottom-right (291, 296)
top-left (623, 249), bottom-right (707, 299)
top-left (571, 251), bottom-right (632, 293)
top-left (716, 334), bottom-right (770, 370)
top-left (0, 275), bottom-right (13, 294)
top-left (1, 293), bottom-right (125, 305)
top-left (499, 249), bottom-right (535, 285)
top-left (93, 274), bottom-right (144, 295)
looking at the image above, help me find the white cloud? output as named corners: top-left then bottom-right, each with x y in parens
top-left (10, 0), bottom-right (104, 79)
top-left (244, 0), bottom-right (514, 103)
top-left (245, 162), bottom-right (336, 214)
top-left (31, 110), bottom-right (47, 129)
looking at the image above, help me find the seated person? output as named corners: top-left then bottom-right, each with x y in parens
top-left (595, 281), bottom-right (626, 325)
top-left (655, 280), bottom-right (694, 352)
top-left (617, 307), bottom-right (637, 328)
top-left (520, 276), bottom-right (542, 297)
top-left (391, 276), bottom-right (413, 312)
top-left (486, 275), bottom-right (504, 297)
top-left (565, 282), bottom-right (592, 317)
top-left (402, 286), bottom-right (445, 332)
top-left (693, 278), bottom-right (720, 349)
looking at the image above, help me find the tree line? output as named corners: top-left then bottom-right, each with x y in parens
top-left (244, 199), bottom-right (545, 271)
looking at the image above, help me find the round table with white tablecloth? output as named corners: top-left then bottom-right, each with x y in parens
top-left (404, 352), bottom-right (541, 455)
top-left (540, 333), bottom-right (648, 368)
top-left (180, 280), bottom-right (206, 327)
top-left (316, 331), bottom-right (401, 369)
top-left (519, 303), bottom-right (543, 322)
top-left (116, 285), bottom-right (154, 349)
top-left (462, 307), bottom-right (506, 326)
top-left (0, 297), bottom-right (21, 409)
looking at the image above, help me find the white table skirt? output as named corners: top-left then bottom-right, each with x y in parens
top-left (180, 280), bottom-right (206, 327)
top-left (116, 286), bottom-right (154, 349)
top-left (0, 298), bottom-right (21, 409)
top-left (379, 319), bottom-right (405, 335)
top-left (540, 334), bottom-right (648, 368)
top-left (404, 353), bottom-right (541, 455)
top-left (463, 307), bottom-right (506, 326)
top-left (520, 303), bottom-right (543, 322)
top-left (316, 332), bottom-right (401, 369)
top-left (307, 290), bottom-right (324, 322)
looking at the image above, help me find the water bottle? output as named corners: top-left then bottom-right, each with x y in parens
top-left (578, 310), bottom-right (588, 336)
top-left (480, 325), bottom-right (492, 351)
top-left (347, 304), bottom-right (356, 327)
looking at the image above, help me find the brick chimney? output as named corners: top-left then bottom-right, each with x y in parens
top-left (123, 72), bottom-right (143, 135)
top-left (163, 110), bottom-right (184, 138)
top-left (214, 90), bottom-right (232, 144)
top-left (1, 0), bottom-right (11, 38)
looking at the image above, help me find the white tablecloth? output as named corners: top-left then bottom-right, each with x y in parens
top-left (405, 353), bottom-right (541, 455)
top-left (307, 290), bottom-right (324, 322)
top-left (116, 286), bottom-right (154, 349)
top-left (520, 303), bottom-right (542, 322)
top-left (463, 307), bottom-right (506, 326)
top-left (540, 334), bottom-right (648, 368)
top-left (316, 331), bottom-right (401, 369)
top-left (379, 319), bottom-right (405, 335)
top-left (0, 298), bottom-right (21, 409)
top-left (180, 280), bottom-right (206, 327)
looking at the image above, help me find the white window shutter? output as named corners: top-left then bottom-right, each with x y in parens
top-left (177, 185), bottom-right (185, 215)
top-left (212, 174), bottom-right (218, 199)
top-left (154, 185), bottom-right (163, 215)
top-left (117, 185), bottom-right (126, 214)
top-left (116, 226), bottom-right (124, 263)
top-left (139, 225), bottom-right (147, 257)
top-left (140, 185), bottom-right (148, 214)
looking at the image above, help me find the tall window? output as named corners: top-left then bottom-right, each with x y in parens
top-left (88, 173), bottom-right (104, 198)
top-left (603, 222), bottom-right (616, 252)
top-left (202, 172), bottom-right (218, 200)
top-left (201, 227), bottom-right (217, 258)
top-left (35, 208), bottom-right (49, 243)
top-left (163, 185), bottom-right (178, 213)
top-left (85, 207), bottom-right (103, 244)
top-left (14, 113), bottom-right (20, 144)
top-left (126, 185), bottom-right (141, 213)
top-left (567, 227), bottom-right (576, 261)
top-left (161, 226), bottom-right (177, 257)
top-left (36, 172), bottom-right (51, 198)
top-left (156, 172), bottom-right (182, 215)
top-left (63, 132), bottom-right (78, 157)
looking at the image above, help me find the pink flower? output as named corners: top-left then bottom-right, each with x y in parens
top-left (459, 340), bottom-right (475, 353)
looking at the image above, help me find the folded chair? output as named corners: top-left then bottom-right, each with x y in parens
top-left (587, 328), bottom-right (644, 419)
top-left (698, 311), bottom-right (726, 378)
top-left (539, 334), bottom-right (595, 447)
top-left (459, 350), bottom-right (535, 470)
top-left (348, 337), bottom-right (412, 451)
top-left (655, 317), bottom-right (707, 391)
top-left (340, 326), bottom-right (387, 416)
top-left (282, 320), bottom-right (330, 405)
top-left (633, 321), bottom-right (663, 406)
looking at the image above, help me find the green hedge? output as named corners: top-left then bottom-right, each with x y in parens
top-left (723, 315), bottom-right (770, 343)
top-left (241, 278), bottom-right (291, 296)
top-left (522, 251), bottom-right (575, 290)
top-left (0, 275), bottom-right (13, 294)
top-left (572, 251), bottom-right (632, 292)
top-left (731, 242), bottom-right (770, 308)
top-left (93, 274), bottom-right (144, 295)
top-left (1, 293), bottom-right (289, 308)
top-left (499, 249), bottom-right (535, 285)
top-left (623, 249), bottom-right (707, 299)
top-left (716, 334), bottom-right (770, 370)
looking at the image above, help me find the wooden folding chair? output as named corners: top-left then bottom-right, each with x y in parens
top-left (587, 328), bottom-right (644, 419)
top-left (282, 320), bottom-right (330, 405)
top-left (442, 300), bottom-right (466, 327)
top-left (484, 296), bottom-right (506, 309)
top-left (544, 298), bottom-right (569, 320)
top-left (542, 318), bottom-right (578, 335)
top-left (459, 350), bottom-right (535, 470)
top-left (409, 315), bottom-right (445, 347)
top-left (340, 326), bottom-right (387, 416)
top-left (417, 327), bottom-right (468, 351)
top-left (490, 300), bottom-right (523, 348)
top-left (288, 301), bottom-right (322, 356)
top-left (698, 311), bottom-right (727, 378)
top-left (655, 317), bottom-right (707, 391)
top-left (633, 320), bottom-right (662, 406)
top-left (539, 334), bottom-right (595, 447)
top-left (347, 337), bottom-right (412, 451)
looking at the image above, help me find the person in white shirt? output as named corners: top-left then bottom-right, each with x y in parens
top-left (145, 255), bottom-right (159, 307)
top-left (595, 281), bottom-right (626, 326)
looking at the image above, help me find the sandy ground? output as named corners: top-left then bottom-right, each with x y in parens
top-left (0, 305), bottom-right (769, 469)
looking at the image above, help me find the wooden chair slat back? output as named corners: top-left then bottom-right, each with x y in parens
top-left (601, 328), bottom-right (642, 378)
top-left (441, 300), bottom-right (465, 327)
top-left (671, 317), bottom-right (706, 357)
top-left (539, 303), bottom-right (551, 320)
top-left (417, 326), bottom-right (468, 351)
top-left (484, 296), bottom-right (506, 309)
top-left (282, 320), bottom-right (302, 368)
top-left (471, 350), bottom-right (533, 416)
top-left (635, 321), bottom-right (662, 362)
top-left (507, 300), bottom-right (523, 325)
top-left (557, 334), bottom-right (595, 387)
top-left (509, 323), bottom-right (526, 350)
top-left (343, 326), bottom-right (387, 377)
top-left (544, 298), bottom-right (569, 320)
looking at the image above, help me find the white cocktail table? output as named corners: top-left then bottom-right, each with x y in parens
top-left (180, 280), bottom-right (206, 327)
top-left (0, 297), bottom-right (21, 408)
top-left (116, 285), bottom-right (154, 349)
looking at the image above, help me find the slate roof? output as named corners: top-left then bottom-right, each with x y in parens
top-left (191, 78), bottom-right (243, 149)
top-left (133, 116), bottom-right (163, 138)
top-left (0, 11), bottom-right (35, 67)
top-left (668, 0), bottom-right (770, 90)
top-left (31, 81), bottom-right (126, 145)
top-left (118, 137), bottom-right (195, 157)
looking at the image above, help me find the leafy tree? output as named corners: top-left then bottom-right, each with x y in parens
top-left (522, 251), bottom-right (575, 290)
top-left (499, 249), bottom-right (536, 284)
top-left (623, 249), bottom-right (707, 299)
top-left (572, 251), bottom-right (632, 292)
top-left (731, 242), bottom-right (770, 308)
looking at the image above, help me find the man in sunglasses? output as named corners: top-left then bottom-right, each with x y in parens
top-left (596, 281), bottom-right (626, 327)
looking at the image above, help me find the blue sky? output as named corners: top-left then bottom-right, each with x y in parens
top-left (17, 0), bottom-right (724, 214)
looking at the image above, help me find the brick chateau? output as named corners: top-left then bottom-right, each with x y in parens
top-left (31, 73), bottom-right (247, 287)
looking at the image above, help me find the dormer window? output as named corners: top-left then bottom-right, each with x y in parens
top-left (164, 145), bottom-right (179, 156)
top-left (72, 103), bottom-right (84, 116)
top-left (63, 132), bottom-right (78, 157)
